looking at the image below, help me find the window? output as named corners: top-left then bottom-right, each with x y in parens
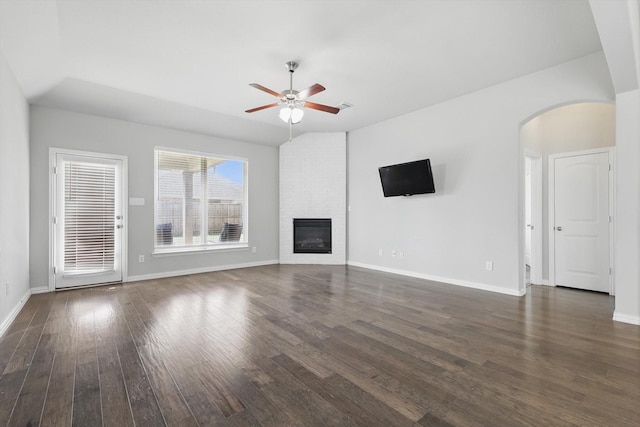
top-left (63, 158), bottom-right (116, 273)
top-left (154, 148), bottom-right (247, 252)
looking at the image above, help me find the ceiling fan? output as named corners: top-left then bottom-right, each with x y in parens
top-left (245, 61), bottom-right (340, 125)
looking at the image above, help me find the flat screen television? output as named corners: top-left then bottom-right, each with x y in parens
top-left (378, 159), bottom-right (435, 197)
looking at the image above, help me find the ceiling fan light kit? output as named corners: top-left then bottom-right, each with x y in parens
top-left (245, 60), bottom-right (341, 126)
top-left (279, 106), bottom-right (304, 124)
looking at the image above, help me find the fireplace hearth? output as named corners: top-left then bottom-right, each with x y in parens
top-left (293, 218), bottom-right (332, 254)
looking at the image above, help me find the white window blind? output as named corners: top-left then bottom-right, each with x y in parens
top-left (155, 149), bottom-right (247, 250)
top-left (63, 160), bottom-right (116, 273)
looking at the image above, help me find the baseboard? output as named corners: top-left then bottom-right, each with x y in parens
top-left (127, 259), bottom-right (279, 283)
top-left (537, 279), bottom-right (553, 286)
top-left (613, 311), bottom-right (640, 325)
top-left (0, 288), bottom-right (31, 337)
top-left (347, 261), bottom-right (524, 297)
top-left (30, 286), bottom-right (50, 294)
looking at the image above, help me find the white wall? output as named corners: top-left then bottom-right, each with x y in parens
top-left (613, 88), bottom-right (640, 324)
top-left (280, 132), bottom-right (346, 264)
top-left (29, 106), bottom-right (280, 286)
top-left (347, 52), bottom-right (614, 296)
top-left (0, 52), bottom-right (30, 333)
top-left (521, 102), bottom-right (616, 282)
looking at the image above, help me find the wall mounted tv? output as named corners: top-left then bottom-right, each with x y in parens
top-left (378, 159), bottom-right (435, 197)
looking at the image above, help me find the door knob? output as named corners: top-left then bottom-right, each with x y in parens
top-left (556, 226), bottom-right (563, 231)
top-left (526, 224), bottom-right (534, 230)
top-left (116, 224), bottom-right (123, 229)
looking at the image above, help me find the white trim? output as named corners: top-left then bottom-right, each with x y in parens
top-left (347, 262), bottom-right (525, 297)
top-left (548, 147), bottom-right (615, 293)
top-left (49, 148), bottom-right (129, 291)
top-left (0, 288), bottom-right (31, 337)
top-left (30, 286), bottom-right (50, 294)
top-left (612, 311), bottom-right (640, 325)
top-left (153, 244), bottom-right (249, 256)
top-left (127, 259), bottom-right (279, 282)
top-left (524, 150), bottom-right (543, 286)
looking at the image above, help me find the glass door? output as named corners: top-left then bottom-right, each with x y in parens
top-left (54, 152), bottom-right (124, 288)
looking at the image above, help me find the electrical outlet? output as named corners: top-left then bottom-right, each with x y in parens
top-left (378, 249), bottom-right (383, 256)
top-left (139, 255), bottom-right (145, 263)
top-left (252, 246), bottom-right (257, 253)
top-left (392, 250), bottom-right (397, 257)
top-left (486, 261), bottom-right (493, 271)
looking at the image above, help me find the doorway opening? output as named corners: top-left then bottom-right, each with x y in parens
top-left (519, 102), bottom-right (615, 295)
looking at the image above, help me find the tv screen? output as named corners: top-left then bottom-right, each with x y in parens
top-left (378, 159), bottom-right (435, 197)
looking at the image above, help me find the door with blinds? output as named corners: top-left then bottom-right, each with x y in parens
top-left (53, 152), bottom-right (125, 288)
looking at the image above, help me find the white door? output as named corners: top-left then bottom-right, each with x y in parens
top-left (54, 152), bottom-right (125, 288)
top-left (554, 152), bottom-right (610, 293)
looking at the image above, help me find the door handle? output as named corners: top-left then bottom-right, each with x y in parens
top-left (556, 226), bottom-right (563, 231)
top-left (526, 224), bottom-right (534, 230)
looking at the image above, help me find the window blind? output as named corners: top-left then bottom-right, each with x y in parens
top-left (63, 161), bottom-right (116, 273)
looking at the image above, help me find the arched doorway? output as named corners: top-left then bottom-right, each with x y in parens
top-left (519, 102), bottom-right (616, 293)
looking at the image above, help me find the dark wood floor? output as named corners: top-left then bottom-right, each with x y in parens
top-left (1, 265), bottom-right (639, 426)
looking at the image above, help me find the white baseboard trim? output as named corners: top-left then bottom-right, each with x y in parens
top-left (0, 288), bottom-right (31, 337)
top-left (347, 261), bottom-right (524, 297)
top-left (613, 311), bottom-right (640, 325)
top-left (536, 279), bottom-right (554, 286)
top-left (30, 286), bottom-right (50, 294)
top-left (127, 259), bottom-right (279, 283)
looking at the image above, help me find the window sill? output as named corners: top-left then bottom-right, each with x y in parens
top-left (153, 244), bottom-right (249, 257)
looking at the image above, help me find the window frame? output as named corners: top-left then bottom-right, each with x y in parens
top-left (153, 146), bottom-right (249, 254)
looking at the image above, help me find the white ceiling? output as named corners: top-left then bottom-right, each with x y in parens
top-left (0, 0), bottom-right (604, 146)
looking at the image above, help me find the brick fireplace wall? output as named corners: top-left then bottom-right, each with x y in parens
top-left (279, 132), bottom-right (346, 264)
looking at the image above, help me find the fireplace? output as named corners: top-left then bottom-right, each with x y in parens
top-left (293, 218), bottom-right (332, 254)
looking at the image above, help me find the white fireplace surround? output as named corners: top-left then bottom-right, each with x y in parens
top-left (279, 132), bottom-right (346, 264)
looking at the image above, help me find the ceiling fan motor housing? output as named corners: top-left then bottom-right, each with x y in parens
top-left (286, 61), bottom-right (299, 73)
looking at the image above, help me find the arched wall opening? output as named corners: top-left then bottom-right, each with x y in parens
top-left (519, 101), bottom-right (616, 292)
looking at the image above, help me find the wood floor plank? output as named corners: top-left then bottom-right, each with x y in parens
top-left (8, 331), bottom-right (59, 426)
top-left (117, 339), bottom-right (166, 426)
top-left (243, 356), bottom-right (357, 427)
top-left (139, 347), bottom-right (202, 426)
top-left (169, 363), bottom-right (231, 427)
top-left (40, 317), bottom-right (78, 427)
top-left (97, 333), bottom-right (136, 427)
top-left (0, 369), bottom-right (28, 423)
top-left (223, 361), bottom-right (299, 427)
top-left (72, 359), bottom-right (103, 427)
top-left (1, 265), bottom-right (639, 426)
top-left (272, 352), bottom-right (417, 427)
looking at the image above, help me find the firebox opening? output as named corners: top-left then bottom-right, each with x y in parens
top-left (293, 218), bottom-right (332, 254)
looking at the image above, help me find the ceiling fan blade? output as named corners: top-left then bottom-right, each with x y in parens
top-left (249, 83), bottom-right (281, 98)
top-left (303, 101), bottom-right (340, 114)
top-left (297, 83), bottom-right (325, 100)
top-left (245, 103), bottom-right (279, 113)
